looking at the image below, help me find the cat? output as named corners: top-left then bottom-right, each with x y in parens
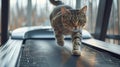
top-left (49, 0), bottom-right (87, 55)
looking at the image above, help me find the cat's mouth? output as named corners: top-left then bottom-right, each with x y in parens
top-left (73, 26), bottom-right (82, 30)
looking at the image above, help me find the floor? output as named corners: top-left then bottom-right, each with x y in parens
top-left (20, 40), bottom-right (120, 67)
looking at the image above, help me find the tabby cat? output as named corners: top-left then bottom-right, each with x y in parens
top-left (49, 0), bottom-right (87, 55)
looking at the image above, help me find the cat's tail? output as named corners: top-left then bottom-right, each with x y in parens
top-left (49, 0), bottom-right (64, 6)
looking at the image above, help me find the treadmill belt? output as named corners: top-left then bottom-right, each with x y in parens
top-left (20, 40), bottom-right (120, 67)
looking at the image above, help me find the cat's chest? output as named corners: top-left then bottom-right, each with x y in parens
top-left (61, 23), bottom-right (73, 35)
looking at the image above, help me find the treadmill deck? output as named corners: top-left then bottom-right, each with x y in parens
top-left (20, 40), bottom-right (120, 67)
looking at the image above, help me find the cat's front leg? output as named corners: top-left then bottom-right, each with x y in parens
top-left (71, 30), bottom-right (82, 56)
top-left (55, 31), bottom-right (64, 46)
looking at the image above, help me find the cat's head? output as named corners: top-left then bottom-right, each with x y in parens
top-left (61, 6), bottom-right (87, 29)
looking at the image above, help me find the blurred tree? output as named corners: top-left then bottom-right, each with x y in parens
top-left (32, 0), bottom-right (37, 26)
top-left (27, 0), bottom-right (32, 26)
top-left (88, 0), bottom-right (93, 33)
top-left (76, 0), bottom-right (81, 9)
top-left (117, 0), bottom-right (120, 44)
top-left (16, 0), bottom-right (19, 27)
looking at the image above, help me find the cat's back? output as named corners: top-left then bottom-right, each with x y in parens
top-left (50, 5), bottom-right (72, 20)
top-left (53, 5), bottom-right (72, 13)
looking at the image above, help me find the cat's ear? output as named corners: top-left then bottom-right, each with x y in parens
top-left (61, 7), bottom-right (70, 14)
top-left (81, 6), bottom-right (87, 14)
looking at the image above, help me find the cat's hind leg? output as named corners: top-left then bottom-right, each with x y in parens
top-left (55, 31), bottom-right (64, 46)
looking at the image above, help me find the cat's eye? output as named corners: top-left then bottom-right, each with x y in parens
top-left (69, 16), bottom-right (72, 19)
top-left (69, 19), bottom-right (73, 23)
top-left (79, 20), bottom-right (81, 23)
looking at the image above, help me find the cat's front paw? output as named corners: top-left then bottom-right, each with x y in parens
top-left (72, 50), bottom-right (81, 56)
top-left (57, 41), bottom-right (64, 46)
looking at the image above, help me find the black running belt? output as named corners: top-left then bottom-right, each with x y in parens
top-left (20, 40), bottom-right (120, 67)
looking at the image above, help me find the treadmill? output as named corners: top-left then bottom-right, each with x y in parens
top-left (0, 26), bottom-right (120, 67)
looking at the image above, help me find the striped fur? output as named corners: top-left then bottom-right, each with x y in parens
top-left (49, 0), bottom-right (87, 51)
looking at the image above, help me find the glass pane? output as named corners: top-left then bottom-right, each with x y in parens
top-left (106, 0), bottom-right (120, 45)
top-left (0, 0), bottom-right (1, 45)
top-left (9, 0), bottom-right (99, 31)
top-left (83, 0), bottom-right (99, 33)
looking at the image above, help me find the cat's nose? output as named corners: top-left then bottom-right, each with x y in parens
top-left (75, 21), bottom-right (78, 26)
top-left (74, 25), bottom-right (77, 27)
top-left (73, 26), bottom-right (77, 29)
